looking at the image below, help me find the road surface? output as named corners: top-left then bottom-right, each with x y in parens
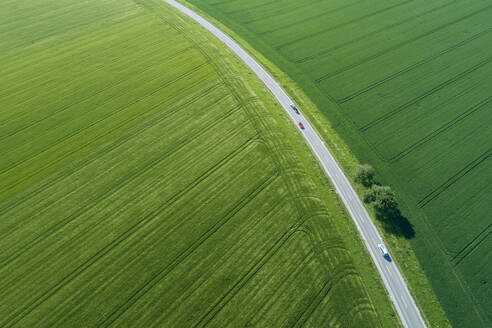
top-left (162, 1), bottom-right (428, 327)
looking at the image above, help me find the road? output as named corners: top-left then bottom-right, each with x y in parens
top-left (162, 1), bottom-right (428, 327)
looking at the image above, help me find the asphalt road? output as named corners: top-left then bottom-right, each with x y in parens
top-left (163, 1), bottom-right (428, 327)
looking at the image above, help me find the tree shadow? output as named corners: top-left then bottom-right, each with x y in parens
top-left (375, 209), bottom-right (415, 239)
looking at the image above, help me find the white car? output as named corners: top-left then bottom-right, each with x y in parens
top-left (377, 243), bottom-right (391, 261)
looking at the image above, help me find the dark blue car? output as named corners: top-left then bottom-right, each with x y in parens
top-left (290, 104), bottom-right (300, 114)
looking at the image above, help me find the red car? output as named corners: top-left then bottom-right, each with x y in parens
top-left (298, 122), bottom-right (305, 130)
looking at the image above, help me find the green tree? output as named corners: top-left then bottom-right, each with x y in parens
top-left (354, 164), bottom-right (375, 187)
top-left (368, 185), bottom-right (398, 214)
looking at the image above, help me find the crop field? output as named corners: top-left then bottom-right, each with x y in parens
top-left (0, 0), bottom-right (390, 326)
top-left (183, 0), bottom-right (492, 327)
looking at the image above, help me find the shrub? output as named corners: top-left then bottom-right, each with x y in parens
top-left (354, 164), bottom-right (375, 187)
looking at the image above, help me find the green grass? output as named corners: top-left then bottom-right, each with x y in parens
top-left (182, 0), bottom-right (492, 327)
top-left (0, 0), bottom-right (397, 326)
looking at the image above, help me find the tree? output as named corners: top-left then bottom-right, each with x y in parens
top-left (369, 185), bottom-right (398, 214)
top-left (354, 164), bottom-right (375, 187)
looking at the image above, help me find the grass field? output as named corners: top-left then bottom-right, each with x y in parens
top-left (0, 0), bottom-right (400, 326)
top-left (184, 0), bottom-right (492, 327)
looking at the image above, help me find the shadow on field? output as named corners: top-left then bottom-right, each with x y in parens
top-left (376, 210), bottom-right (415, 239)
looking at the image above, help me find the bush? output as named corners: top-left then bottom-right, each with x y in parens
top-left (354, 164), bottom-right (375, 187)
top-left (363, 188), bottom-right (376, 203)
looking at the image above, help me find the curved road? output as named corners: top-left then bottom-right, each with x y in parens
top-left (163, 1), bottom-right (427, 327)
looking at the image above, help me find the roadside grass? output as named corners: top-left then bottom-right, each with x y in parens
top-left (182, 0), bottom-right (492, 327)
top-left (0, 0), bottom-right (391, 326)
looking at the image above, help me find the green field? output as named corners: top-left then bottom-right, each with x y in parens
top-left (0, 0), bottom-right (400, 326)
top-left (183, 0), bottom-right (492, 327)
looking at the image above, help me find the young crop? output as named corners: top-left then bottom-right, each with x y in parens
top-left (188, 0), bottom-right (492, 326)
